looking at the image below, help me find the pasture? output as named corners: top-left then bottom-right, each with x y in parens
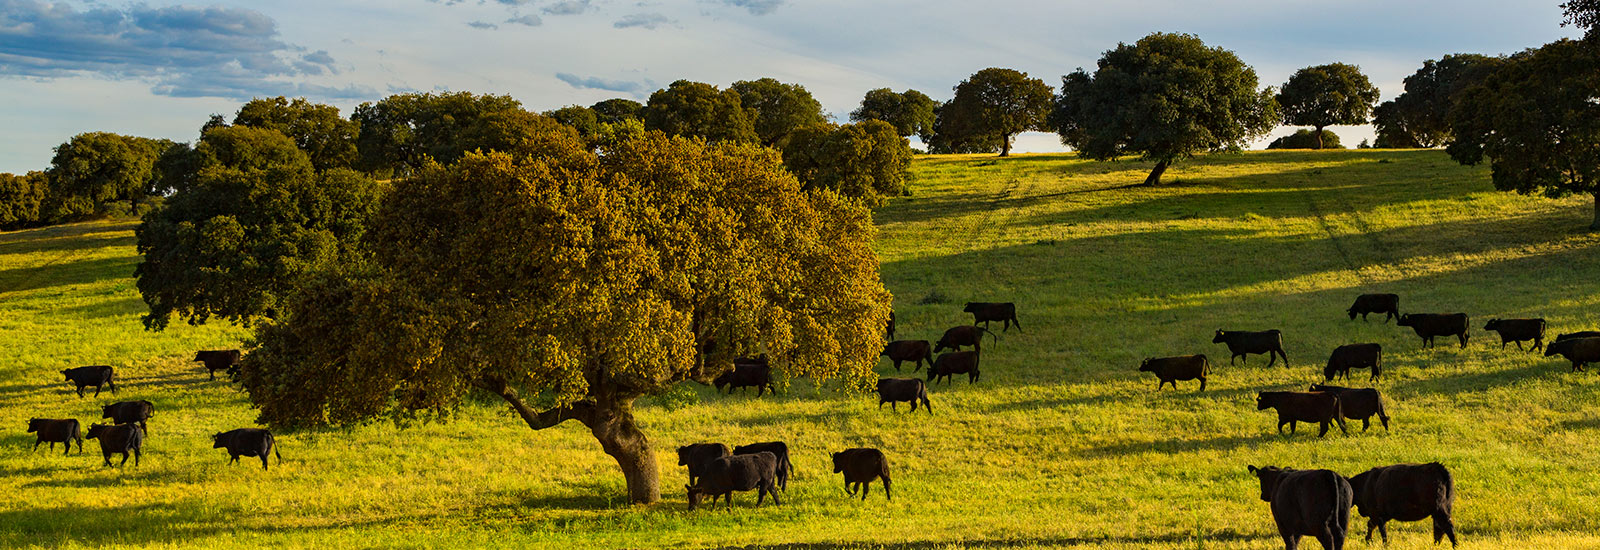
top-left (3, 149), bottom-right (1599, 548)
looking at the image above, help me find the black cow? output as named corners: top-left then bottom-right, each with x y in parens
top-left (1482, 319), bottom-right (1545, 352)
top-left (1555, 330), bottom-right (1600, 343)
top-left (933, 325), bottom-right (996, 354)
top-left (86, 423), bottom-right (143, 467)
top-left (1323, 343), bottom-right (1382, 382)
top-left (677, 443), bottom-right (730, 486)
top-left (27, 418), bottom-right (81, 455)
top-left (1347, 293), bottom-right (1400, 323)
top-left (193, 349), bottom-right (242, 380)
top-left (1308, 385), bottom-right (1390, 432)
top-left (875, 378), bottom-right (931, 414)
top-left (60, 365), bottom-right (114, 398)
top-left (714, 361), bottom-right (773, 396)
top-left (1349, 463), bottom-right (1457, 547)
top-left (881, 340), bottom-right (933, 372)
top-left (1213, 329), bottom-right (1289, 366)
top-left (964, 302), bottom-right (1021, 332)
top-left (1544, 337), bottom-right (1600, 372)
top-left (887, 311), bottom-right (896, 341)
top-left (102, 400), bottom-right (155, 432)
top-left (686, 452), bottom-right (781, 510)
top-left (1397, 313), bottom-right (1470, 349)
top-left (832, 448), bottom-right (891, 501)
top-left (733, 441), bottom-right (793, 491)
top-left (927, 351), bottom-right (980, 384)
top-left (1138, 355), bottom-right (1210, 391)
top-left (1257, 391), bottom-right (1348, 437)
top-left (1249, 465), bottom-right (1354, 550)
top-left (212, 428), bottom-right (282, 470)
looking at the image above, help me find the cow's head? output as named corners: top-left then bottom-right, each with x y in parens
top-left (1247, 465), bottom-right (1289, 502)
top-left (26, 418), bottom-right (41, 432)
top-left (1346, 307), bottom-right (1358, 320)
top-left (831, 452), bottom-right (844, 473)
top-left (1483, 319), bottom-right (1502, 331)
top-left (1397, 314), bottom-right (1414, 327)
top-left (85, 424), bottom-right (108, 439)
top-left (962, 302), bottom-right (979, 313)
top-left (1211, 330), bottom-right (1227, 344)
top-left (211, 433), bottom-right (227, 448)
top-left (1137, 359), bottom-right (1153, 372)
top-left (1255, 392), bottom-right (1275, 410)
top-left (676, 446), bottom-right (692, 466)
top-left (685, 485), bottom-right (706, 510)
top-left (1545, 341), bottom-right (1565, 357)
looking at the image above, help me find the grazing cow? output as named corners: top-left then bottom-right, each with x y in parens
top-left (1138, 355), bottom-right (1211, 391)
top-left (1483, 319), bottom-right (1545, 352)
top-left (933, 325), bottom-right (996, 354)
top-left (881, 340), bottom-right (933, 372)
top-left (1213, 329), bottom-right (1290, 367)
top-left (733, 442), bottom-right (793, 491)
top-left (60, 365), bottom-right (114, 398)
top-left (1323, 344), bottom-right (1382, 382)
top-left (875, 378), bottom-right (931, 414)
top-left (1308, 385), bottom-right (1390, 432)
top-left (686, 452), bottom-right (781, 510)
top-left (1397, 313), bottom-right (1470, 349)
top-left (85, 423), bottom-right (143, 467)
top-left (964, 302), bottom-right (1021, 332)
top-left (887, 311), bottom-right (896, 341)
top-left (1257, 391), bottom-right (1348, 437)
top-left (677, 443), bottom-right (731, 486)
top-left (1248, 465), bottom-right (1354, 550)
top-left (926, 351), bottom-right (980, 384)
top-left (714, 361), bottom-right (773, 396)
top-left (1349, 463), bottom-right (1457, 547)
top-left (1544, 337), bottom-right (1600, 372)
top-left (1555, 330), bottom-right (1600, 343)
top-left (102, 400), bottom-right (155, 432)
top-left (1347, 293), bottom-right (1400, 323)
top-left (27, 418), bottom-right (81, 455)
top-left (212, 428), bottom-right (282, 470)
top-left (193, 349), bottom-right (242, 380)
top-left (832, 448), bottom-right (891, 501)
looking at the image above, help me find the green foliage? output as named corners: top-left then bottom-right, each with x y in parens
top-left (642, 80), bottom-right (759, 144)
top-left (781, 120), bottom-right (912, 206)
top-left (1371, 100), bottom-right (1424, 149)
top-left (47, 132), bottom-right (172, 217)
top-left (0, 171), bottom-right (48, 229)
top-left (730, 78), bottom-right (827, 147)
top-left (1564, 0), bottom-right (1600, 35)
top-left (927, 102), bottom-right (999, 154)
top-left (544, 105), bottom-right (602, 139)
top-left (233, 96), bottom-right (361, 171)
top-left (934, 68), bottom-right (1052, 157)
top-left (351, 92), bottom-right (525, 174)
top-left (590, 98), bottom-right (644, 125)
top-left (135, 126), bottom-right (383, 330)
top-left (1449, 39), bottom-right (1600, 229)
top-left (1275, 63), bottom-right (1380, 149)
top-left (1373, 55), bottom-right (1504, 148)
top-left (1266, 129), bottom-right (1343, 150)
top-left (1053, 32), bottom-right (1278, 185)
top-left (850, 88), bottom-right (937, 143)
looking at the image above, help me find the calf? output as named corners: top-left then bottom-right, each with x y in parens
top-left (85, 423), bottom-right (143, 467)
top-left (677, 443), bottom-right (730, 486)
top-left (964, 302), bottom-right (1021, 332)
top-left (1544, 337), bottom-right (1600, 372)
top-left (875, 378), bottom-right (931, 414)
top-left (1347, 293), bottom-right (1400, 323)
top-left (926, 351), bottom-right (980, 384)
top-left (1308, 385), bottom-right (1390, 431)
top-left (61, 365), bottom-right (114, 398)
top-left (1555, 330), bottom-right (1600, 343)
top-left (193, 349), bottom-right (242, 380)
top-left (1348, 463), bottom-right (1457, 547)
top-left (832, 448), bottom-right (891, 501)
top-left (27, 418), bottom-right (82, 455)
top-left (1483, 318), bottom-right (1545, 352)
top-left (1213, 329), bottom-right (1289, 366)
top-left (1323, 343), bottom-right (1382, 382)
top-left (933, 325), bottom-right (995, 354)
top-left (881, 340), bottom-right (933, 372)
top-left (212, 428), bottom-right (282, 470)
top-left (1248, 465), bottom-right (1354, 550)
top-left (1257, 391), bottom-right (1348, 437)
top-left (1397, 313), bottom-right (1470, 349)
top-left (102, 400), bottom-right (155, 432)
top-left (1138, 355), bottom-right (1210, 391)
top-left (686, 452), bottom-right (780, 510)
top-left (714, 361), bottom-right (773, 396)
top-left (733, 441), bottom-right (793, 491)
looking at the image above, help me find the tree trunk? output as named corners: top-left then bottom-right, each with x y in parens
top-left (1143, 159), bottom-right (1171, 186)
top-left (1314, 126), bottom-right (1325, 150)
top-left (1000, 133), bottom-right (1012, 157)
top-left (1591, 192), bottom-right (1600, 231)
top-left (588, 403), bottom-right (660, 504)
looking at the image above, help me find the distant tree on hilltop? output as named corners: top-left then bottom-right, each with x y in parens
top-left (934, 68), bottom-right (1053, 157)
top-left (1276, 63), bottom-right (1380, 150)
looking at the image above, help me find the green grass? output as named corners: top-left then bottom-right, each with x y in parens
top-left (3, 149), bottom-right (1600, 549)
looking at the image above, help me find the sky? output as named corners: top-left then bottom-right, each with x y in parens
top-left (0, 0), bottom-right (1583, 174)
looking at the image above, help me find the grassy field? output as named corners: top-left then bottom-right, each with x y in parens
top-left (3, 149), bottom-right (1600, 549)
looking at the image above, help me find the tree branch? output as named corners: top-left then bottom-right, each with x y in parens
top-left (473, 378), bottom-right (595, 430)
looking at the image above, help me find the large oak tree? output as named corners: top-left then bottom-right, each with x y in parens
top-left (850, 88), bottom-right (937, 144)
top-left (1276, 63), bottom-right (1380, 150)
top-left (1371, 55), bottom-right (1503, 148)
top-left (781, 120), bottom-right (912, 206)
top-left (642, 80), bottom-right (759, 144)
top-left (730, 78), bottom-right (827, 147)
top-left (935, 68), bottom-right (1052, 157)
top-left (47, 132), bottom-right (171, 216)
top-left (233, 96), bottom-right (360, 171)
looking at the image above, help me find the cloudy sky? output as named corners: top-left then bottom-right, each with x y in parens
top-left (0, 0), bottom-right (1582, 173)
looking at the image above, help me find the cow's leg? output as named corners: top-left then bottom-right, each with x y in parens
top-left (1318, 421), bottom-right (1330, 438)
top-left (1534, 338), bottom-right (1544, 352)
top-left (76, 386), bottom-right (85, 398)
top-left (1364, 519), bottom-right (1377, 542)
top-left (32, 440), bottom-right (41, 452)
top-left (757, 486), bottom-right (767, 506)
top-left (890, 402), bottom-right (897, 411)
top-left (261, 454), bottom-right (270, 470)
top-left (1361, 418), bottom-right (1371, 432)
top-left (1434, 513), bottom-right (1457, 546)
top-left (861, 480), bottom-right (871, 500)
top-left (1459, 333), bottom-right (1468, 348)
top-left (132, 447), bottom-right (140, 467)
top-left (102, 451), bottom-right (112, 467)
top-left (892, 359), bottom-right (901, 372)
top-left (844, 480), bottom-right (856, 495)
top-left (1280, 531), bottom-right (1299, 550)
top-left (118, 451), bottom-right (129, 467)
top-left (1198, 376), bottom-right (1206, 392)
top-left (1377, 519), bottom-right (1389, 544)
top-left (1267, 351), bottom-right (1278, 368)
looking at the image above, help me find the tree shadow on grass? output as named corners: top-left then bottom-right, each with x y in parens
top-left (0, 501), bottom-right (422, 548)
top-left (712, 529), bottom-right (1258, 550)
top-left (1078, 432), bottom-right (1281, 457)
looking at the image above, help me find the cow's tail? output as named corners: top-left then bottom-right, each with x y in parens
top-left (273, 435), bottom-right (283, 461)
top-left (982, 327), bottom-right (999, 346)
top-left (68, 419), bottom-right (81, 447)
top-left (880, 460), bottom-right (893, 501)
top-left (1374, 346), bottom-right (1383, 378)
top-left (1329, 470), bottom-right (1350, 532)
top-left (919, 381), bottom-right (932, 415)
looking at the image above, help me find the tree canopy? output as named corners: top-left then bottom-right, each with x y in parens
top-left (351, 92), bottom-right (525, 175)
top-left (233, 97), bottom-right (360, 171)
top-left (1275, 63), bottom-right (1380, 149)
top-left (730, 78), bottom-right (828, 147)
top-left (0, 172), bottom-right (48, 229)
top-left (1563, 0), bottom-right (1600, 35)
top-left (642, 80), bottom-right (759, 144)
top-left (935, 68), bottom-right (1052, 157)
top-left (1266, 129), bottom-right (1343, 150)
top-left (238, 131), bottom-right (890, 504)
top-left (591, 98), bottom-right (644, 125)
top-left (47, 132), bottom-right (171, 216)
top-left (781, 120), bottom-right (912, 206)
top-left (850, 88), bottom-right (937, 144)
top-left (1449, 38), bottom-right (1600, 229)
top-left (1371, 54), bottom-right (1503, 148)
top-left (1052, 32), bottom-right (1278, 185)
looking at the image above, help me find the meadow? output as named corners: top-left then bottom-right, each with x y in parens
top-left (2, 149), bottom-right (1599, 549)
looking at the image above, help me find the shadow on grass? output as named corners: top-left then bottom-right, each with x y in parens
top-left (1079, 433), bottom-right (1282, 457)
top-left (711, 530), bottom-right (1257, 549)
top-left (0, 501), bottom-right (422, 547)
